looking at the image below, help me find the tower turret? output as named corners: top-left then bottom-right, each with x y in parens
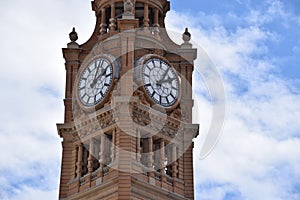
top-left (57, 1), bottom-right (199, 199)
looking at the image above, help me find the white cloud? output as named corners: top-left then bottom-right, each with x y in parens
top-left (3, 186), bottom-right (58, 200)
top-left (166, 3), bottom-right (300, 200)
top-left (0, 0), bottom-right (88, 198)
top-left (0, 0), bottom-right (100, 198)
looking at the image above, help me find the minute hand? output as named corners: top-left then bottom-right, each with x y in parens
top-left (93, 60), bottom-right (103, 80)
top-left (159, 68), bottom-right (169, 82)
top-left (91, 66), bottom-right (108, 88)
top-left (157, 77), bottom-right (176, 85)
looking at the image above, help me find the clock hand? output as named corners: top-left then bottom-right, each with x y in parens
top-left (93, 59), bottom-right (103, 81)
top-left (90, 66), bottom-right (109, 88)
top-left (157, 76), bottom-right (176, 87)
top-left (160, 67), bottom-right (169, 81)
top-left (90, 68), bottom-right (103, 88)
top-left (99, 65), bottom-right (109, 78)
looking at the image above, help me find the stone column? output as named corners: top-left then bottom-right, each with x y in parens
top-left (71, 146), bottom-right (77, 179)
top-left (160, 140), bottom-right (165, 174)
top-left (109, 3), bottom-right (116, 31)
top-left (104, 134), bottom-right (111, 165)
top-left (154, 8), bottom-right (159, 26)
top-left (65, 65), bottom-right (72, 98)
top-left (146, 136), bottom-right (154, 181)
top-left (160, 140), bottom-right (168, 185)
top-left (88, 139), bottom-right (94, 174)
top-left (172, 145), bottom-right (178, 178)
top-left (187, 67), bottom-right (193, 98)
top-left (71, 65), bottom-right (79, 91)
top-left (153, 8), bottom-right (159, 36)
top-left (143, 3), bottom-right (149, 28)
top-left (147, 137), bottom-right (154, 168)
top-left (76, 144), bottom-right (82, 178)
top-left (100, 8), bottom-right (107, 35)
top-left (64, 61), bottom-right (72, 122)
top-left (62, 47), bottom-right (80, 123)
top-left (136, 128), bottom-right (141, 162)
top-left (99, 134), bottom-right (105, 167)
top-left (111, 129), bottom-right (116, 162)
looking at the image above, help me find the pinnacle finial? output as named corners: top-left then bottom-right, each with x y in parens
top-left (124, 0), bottom-right (134, 14)
top-left (69, 27), bottom-right (78, 42)
top-left (183, 27), bottom-right (191, 42)
top-left (122, 0), bottom-right (135, 19)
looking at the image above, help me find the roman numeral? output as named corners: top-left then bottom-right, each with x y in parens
top-left (98, 59), bottom-right (104, 68)
top-left (143, 73), bottom-right (150, 78)
top-left (166, 97), bottom-right (170, 104)
top-left (81, 94), bottom-right (87, 101)
top-left (146, 64), bottom-right (151, 71)
top-left (106, 73), bottom-right (112, 77)
top-left (151, 91), bottom-right (156, 97)
top-left (170, 93), bottom-right (176, 99)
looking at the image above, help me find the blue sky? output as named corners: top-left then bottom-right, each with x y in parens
top-left (171, 0), bottom-right (300, 80)
top-left (0, 0), bottom-right (299, 199)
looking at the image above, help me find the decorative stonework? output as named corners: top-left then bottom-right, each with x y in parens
top-left (72, 102), bottom-right (86, 121)
top-left (124, 0), bottom-right (134, 14)
top-left (133, 89), bottom-right (150, 106)
top-left (75, 110), bottom-right (115, 139)
top-left (123, 0), bottom-right (136, 19)
top-left (67, 27), bottom-right (79, 48)
top-left (170, 108), bottom-right (182, 120)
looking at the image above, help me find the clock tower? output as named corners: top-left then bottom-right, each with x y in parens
top-left (57, 0), bottom-right (199, 199)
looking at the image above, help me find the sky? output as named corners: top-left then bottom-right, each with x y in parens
top-left (0, 0), bottom-right (299, 200)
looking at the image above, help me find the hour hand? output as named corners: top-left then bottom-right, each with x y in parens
top-left (157, 77), bottom-right (176, 86)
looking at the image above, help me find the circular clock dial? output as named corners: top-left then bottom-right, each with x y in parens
top-left (78, 57), bottom-right (113, 107)
top-left (142, 57), bottom-right (180, 107)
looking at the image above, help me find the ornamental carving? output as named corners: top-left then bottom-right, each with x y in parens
top-left (75, 110), bottom-right (115, 138)
top-left (73, 102), bottom-right (87, 120)
top-left (133, 89), bottom-right (150, 106)
top-left (124, 0), bottom-right (135, 15)
top-left (170, 108), bottom-right (182, 120)
top-left (131, 105), bottom-right (183, 139)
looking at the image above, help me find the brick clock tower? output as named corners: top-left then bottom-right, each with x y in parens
top-left (57, 0), bottom-right (199, 199)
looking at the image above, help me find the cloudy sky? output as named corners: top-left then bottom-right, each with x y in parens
top-left (0, 0), bottom-right (299, 199)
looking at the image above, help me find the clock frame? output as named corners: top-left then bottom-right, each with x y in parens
top-left (75, 54), bottom-right (115, 112)
top-left (135, 54), bottom-right (181, 111)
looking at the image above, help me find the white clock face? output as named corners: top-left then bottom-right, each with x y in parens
top-left (78, 57), bottom-right (113, 107)
top-left (142, 58), bottom-right (180, 107)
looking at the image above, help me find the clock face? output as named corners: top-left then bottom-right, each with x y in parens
top-left (77, 57), bottom-right (113, 107)
top-left (141, 57), bottom-right (180, 108)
